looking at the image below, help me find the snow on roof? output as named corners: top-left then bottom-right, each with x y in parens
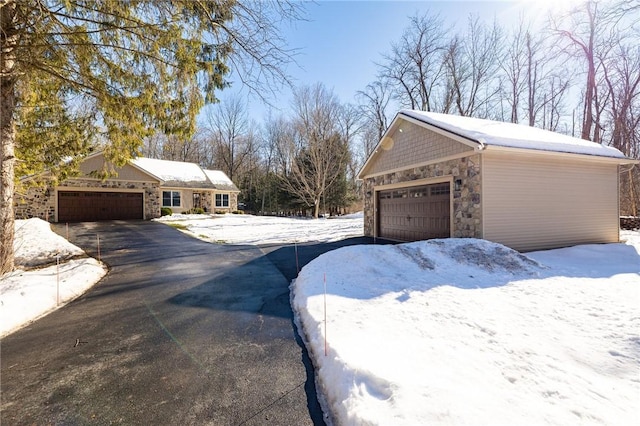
top-left (132, 157), bottom-right (210, 184)
top-left (400, 110), bottom-right (627, 159)
top-left (203, 169), bottom-right (239, 191)
top-left (130, 157), bottom-right (239, 190)
top-left (203, 170), bottom-right (232, 185)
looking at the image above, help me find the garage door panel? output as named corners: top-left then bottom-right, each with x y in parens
top-left (377, 183), bottom-right (450, 241)
top-left (58, 191), bottom-right (143, 222)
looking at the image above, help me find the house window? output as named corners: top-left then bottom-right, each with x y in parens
top-left (162, 190), bottom-right (181, 207)
top-left (215, 193), bottom-right (229, 208)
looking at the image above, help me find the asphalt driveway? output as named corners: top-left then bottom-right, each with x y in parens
top-left (1, 221), bottom-right (324, 425)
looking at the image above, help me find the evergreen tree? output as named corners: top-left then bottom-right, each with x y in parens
top-left (0, 0), bottom-right (301, 274)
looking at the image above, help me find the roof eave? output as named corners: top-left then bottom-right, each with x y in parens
top-left (481, 144), bottom-right (638, 164)
top-left (356, 112), bottom-right (401, 180)
top-left (398, 111), bottom-right (481, 149)
top-left (357, 112), bottom-right (482, 180)
top-left (128, 160), bottom-right (166, 184)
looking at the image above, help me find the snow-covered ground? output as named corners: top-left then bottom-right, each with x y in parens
top-left (4, 214), bottom-right (639, 425)
top-left (0, 219), bottom-right (106, 337)
top-left (292, 231), bottom-right (640, 425)
top-left (154, 212), bottom-right (364, 245)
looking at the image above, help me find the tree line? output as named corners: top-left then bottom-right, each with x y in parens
top-left (1, 0), bottom-right (638, 274)
top-left (142, 0), bottom-right (640, 218)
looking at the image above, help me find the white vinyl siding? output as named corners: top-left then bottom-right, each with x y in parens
top-left (482, 152), bottom-right (619, 252)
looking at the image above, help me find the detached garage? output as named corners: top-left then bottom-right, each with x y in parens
top-left (358, 110), bottom-right (637, 252)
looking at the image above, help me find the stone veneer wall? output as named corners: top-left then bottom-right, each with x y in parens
top-left (620, 217), bottom-right (640, 230)
top-left (230, 192), bottom-right (238, 211)
top-left (202, 192), bottom-right (213, 212)
top-left (363, 154), bottom-right (482, 239)
top-left (14, 178), bottom-right (161, 221)
top-left (15, 186), bottom-right (55, 221)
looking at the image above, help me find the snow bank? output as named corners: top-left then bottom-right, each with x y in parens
top-left (292, 237), bottom-right (640, 425)
top-left (13, 218), bottom-right (85, 267)
top-left (0, 218), bottom-right (106, 337)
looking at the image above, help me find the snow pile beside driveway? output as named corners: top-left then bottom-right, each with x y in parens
top-left (292, 237), bottom-right (640, 425)
top-left (0, 219), bottom-right (106, 337)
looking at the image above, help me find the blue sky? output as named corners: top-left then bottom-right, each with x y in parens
top-left (203, 0), bottom-right (550, 124)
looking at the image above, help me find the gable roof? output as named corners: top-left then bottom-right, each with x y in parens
top-left (203, 169), bottom-right (239, 192)
top-left (359, 110), bottom-right (635, 179)
top-left (400, 110), bottom-right (627, 159)
top-left (131, 157), bottom-right (213, 188)
top-left (131, 157), bottom-right (239, 191)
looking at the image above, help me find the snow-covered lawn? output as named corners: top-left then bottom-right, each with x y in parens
top-left (154, 212), bottom-right (364, 245)
top-left (292, 231), bottom-right (640, 425)
top-left (0, 219), bottom-right (107, 337)
top-left (4, 214), bottom-right (639, 425)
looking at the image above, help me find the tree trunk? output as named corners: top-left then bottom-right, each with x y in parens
top-left (581, 3), bottom-right (597, 141)
top-left (1, 0), bottom-right (18, 275)
top-left (630, 168), bottom-right (638, 217)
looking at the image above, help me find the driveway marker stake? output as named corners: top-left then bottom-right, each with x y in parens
top-left (56, 255), bottom-right (60, 306)
top-left (324, 272), bottom-right (327, 356)
top-left (66, 223), bottom-right (69, 240)
top-left (295, 241), bottom-right (299, 276)
top-left (97, 234), bottom-right (101, 262)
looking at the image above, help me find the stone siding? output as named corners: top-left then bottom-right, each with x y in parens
top-left (620, 217), bottom-right (640, 230)
top-left (363, 154), bottom-right (482, 239)
top-left (15, 186), bottom-right (55, 221)
top-left (15, 178), bottom-right (161, 222)
top-left (230, 192), bottom-right (238, 211)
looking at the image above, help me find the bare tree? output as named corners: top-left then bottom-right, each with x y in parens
top-left (356, 81), bottom-right (392, 142)
top-left (356, 81), bottom-right (393, 175)
top-left (202, 96), bottom-right (256, 182)
top-left (378, 12), bottom-right (449, 111)
top-left (500, 16), bottom-right (529, 123)
top-left (552, 0), bottom-right (603, 141)
top-left (212, 0), bottom-right (306, 101)
top-left (444, 16), bottom-right (503, 117)
top-left (600, 30), bottom-right (640, 215)
top-left (277, 84), bottom-right (349, 218)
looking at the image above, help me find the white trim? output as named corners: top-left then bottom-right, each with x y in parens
top-left (359, 152), bottom-right (475, 179)
top-left (57, 186), bottom-right (145, 193)
top-left (482, 144), bottom-right (638, 165)
top-left (398, 114), bottom-right (479, 149)
top-left (65, 176), bottom-right (159, 184)
top-left (480, 154), bottom-right (485, 239)
top-left (162, 190), bottom-right (182, 208)
top-left (357, 113), bottom-right (480, 179)
top-left (357, 111), bottom-right (636, 179)
top-left (358, 112), bottom-right (401, 179)
top-left (215, 192), bottom-right (231, 208)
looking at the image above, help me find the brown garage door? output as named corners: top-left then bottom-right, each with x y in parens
top-left (378, 183), bottom-right (450, 241)
top-left (58, 191), bottom-right (143, 222)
